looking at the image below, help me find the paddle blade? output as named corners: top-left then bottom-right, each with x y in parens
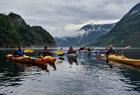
top-left (56, 60), bottom-right (63, 64)
top-left (24, 49), bottom-right (33, 53)
top-left (55, 51), bottom-right (63, 55)
top-left (123, 46), bottom-right (131, 49)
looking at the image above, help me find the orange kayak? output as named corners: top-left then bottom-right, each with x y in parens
top-left (6, 54), bottom-right (56, 66)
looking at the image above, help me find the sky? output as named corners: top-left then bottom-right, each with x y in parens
top-left (0, 0), bottom-right (140, 38)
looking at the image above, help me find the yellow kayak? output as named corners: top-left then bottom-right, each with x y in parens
top-left (99, 54), bottom-right (140, 68)
top-left (108, 55), bottom-right (140, 67)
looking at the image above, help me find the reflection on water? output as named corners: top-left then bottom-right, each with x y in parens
top-left (0, 49), bottom-right (140, 95)
top-left (67, 54), bottom-right (78, 65)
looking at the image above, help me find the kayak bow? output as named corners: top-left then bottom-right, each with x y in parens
top-left (99, 54), bottom-right (140, 68)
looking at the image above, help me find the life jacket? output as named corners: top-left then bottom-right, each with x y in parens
top-left (67, 49), bottom-right (76, 54)
top-left (15, 50), bottom-right (24, 56)
top-left (40, 49), bottom-right (51, 56)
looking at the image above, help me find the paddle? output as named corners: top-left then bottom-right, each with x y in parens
top-left (122, 46), bottom-right (131, 50)
top-left (56, 60), bottom-right (63, 64)
top-left (55, 50), bottom-right (64, 55)
top-left (24, 48), bottom-right (34, 53)
top-left (54, 49), bottom-right (65, 56)
top-left (118, 46), bottom-right (131, 54)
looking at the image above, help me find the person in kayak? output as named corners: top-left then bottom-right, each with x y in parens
top-left (67, 46), bottom-right (78, 65)
top-left (85, 47), bottom-right (94, 52)
top-left (105, 45), bottom-right (116, 55)
top-left (39, 46), bottom-right (56, 71)
top-left (14, 46), bottom-right (24, 57)
top-left (67, 46), bottom-right (76, 54)
top-left (79, 47), bottom-right (85, 51)
top-left (39, 46), bottom-right (52, 56)
top-left (105, 45), bottom-right (116, 63)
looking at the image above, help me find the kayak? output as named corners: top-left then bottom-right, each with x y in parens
top-left (80, 50), bottom-right (91, 53)
top-left (6, 54), bottom-right (56, 66)
top-left (108, 55), bottom-right (140, 67)
top-left (98, 54), bottom-right (106, 59)
top-left (99, 54), bottom-right (140, 68)
top-left (67, 53), bottom-right (77, 58)
top-left (67, 53), bottom-right (78, 65)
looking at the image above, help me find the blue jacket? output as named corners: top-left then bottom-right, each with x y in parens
top-left (14, 50), bottom-right (24, 56)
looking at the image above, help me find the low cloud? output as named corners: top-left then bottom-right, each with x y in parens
top-left (1, 0), bottom-right (140, 37)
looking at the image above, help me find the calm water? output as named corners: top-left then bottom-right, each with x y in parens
top-left (0, 49), bottom-right (140, 95)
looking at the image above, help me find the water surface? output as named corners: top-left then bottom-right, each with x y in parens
top-left (0, 49), bottom-right (140, 95)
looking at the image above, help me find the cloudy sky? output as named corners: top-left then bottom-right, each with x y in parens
top-left (1, 0), bottom-right (140, 37)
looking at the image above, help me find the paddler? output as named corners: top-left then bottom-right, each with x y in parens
top-left (67, 46), bottom-right (76, 54)
top-left (67, 46), bottom-right (78, 65)
top-left (105, 45), bottom-right (116, 55)
top-left (14, 46), bottom-right (24, 57)
top-left (105, 44), bottom-right (116, 63)
top-left (39, 46), bottom-right (56, 71)
top-left (39, 46), bottom-right (52, 56)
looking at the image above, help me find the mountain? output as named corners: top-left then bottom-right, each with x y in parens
top-left (0, 12), bottom-right (56, 48)
top-left (55, 23), bottom-right (114, 47)
top-left (92, 3), bottom-right (140, 47)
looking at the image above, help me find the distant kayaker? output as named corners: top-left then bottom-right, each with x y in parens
top-left (79, 47), bottom-right (93, 52)
top-left (39, 46), bottom-right (52, 56)
top-left (14, 46), bottom-right (24, 57)
top-left (79, 47), bottom-right (85, 51)
top-left (86, 47), bottom-right (93, 52)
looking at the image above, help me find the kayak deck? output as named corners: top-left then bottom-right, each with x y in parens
top-left (99, 54), bottom-right (140, 68)
top-left (108, 55), bottom-right (140, 67)
top-left (6, 54), bottom-right (56, 65)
